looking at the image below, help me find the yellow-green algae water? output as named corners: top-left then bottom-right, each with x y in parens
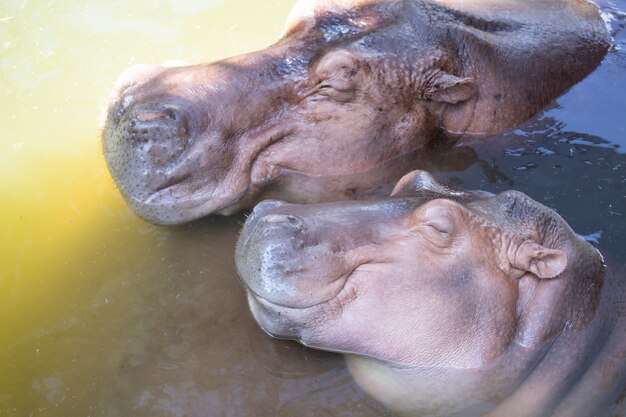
top-left (0, 2), bottom-right (389, 416)
top-left (2, 0), bottom-right (626, 416)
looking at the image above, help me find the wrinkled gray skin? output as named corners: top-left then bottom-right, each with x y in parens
top-left (102, 0), bottom-right (608, 225)
top-left (236, 170), bottom-right (625, 417)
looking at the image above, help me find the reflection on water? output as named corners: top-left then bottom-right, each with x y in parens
top-left (436, 113), bottom-right (626, 262)
top-left (0, 0), bottom-right (624, 416)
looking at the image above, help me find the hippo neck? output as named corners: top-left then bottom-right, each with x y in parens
top-left (487, 261), bottom-right (625, 417)
top-left (346, 263), bottom-right (623, 417)
top-left (409, 0), bottom-right (608, 135)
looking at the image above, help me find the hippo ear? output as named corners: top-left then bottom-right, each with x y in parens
top-left (511, 240), bottom-right (568, 279)
top-left (428, 72), bottom-right (477, 105)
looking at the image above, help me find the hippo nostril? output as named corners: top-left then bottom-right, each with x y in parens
top-left (262, 214), bottom-right (292, 223)
top-left (133, 105), bottom-right (180, 124)
top-left (135, 111), bottom-right (173, 123)
top-left (286, 216), bottom-right (301, 226)
top-left (252, 200), bottom-right (287, 215)
top-left (163, 107), bottom-right (178, 120)
top-left (125, 104), bottom-right (188, 146)
top-left (261, 214), bottom-right (303, 228)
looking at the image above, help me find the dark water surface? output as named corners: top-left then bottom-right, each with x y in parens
top-left (1, 1), bottom-right (624, 416)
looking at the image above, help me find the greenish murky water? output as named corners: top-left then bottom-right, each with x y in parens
top-left (1, 0), bottom-right (624, 416)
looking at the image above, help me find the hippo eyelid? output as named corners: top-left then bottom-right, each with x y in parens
top-left (424, 222), bottom-right (451, 236)
top-left (320, 78), bottom-right (356, 92)
top-left (315, 82), bottom-right (357, 103)
top-left (415, 199), bottom-right (463, 230)
top-left (417, 224), bottom-right (455, 249)
top-left (314, 49), bottom-right (360, 77)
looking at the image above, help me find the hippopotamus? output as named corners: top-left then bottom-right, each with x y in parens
top-left (102, 0), bottom-right (609, 225)
top-left (235, 171), bottom-right (625, 417)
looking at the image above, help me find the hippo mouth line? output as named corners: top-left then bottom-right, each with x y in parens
top-left (133, 181), bottom-right (247, 214)
top-left (246, 288), bottom-right (423, 369)
top-left (236, 220), bottom-right (364, 308)
top-left (241, 260), bottom-right (366, 311)
top-left (150, 172), bottom-right (191, 195)
top-left (264, 142), bottom-right (433, 180)
top-left (144, 125), bottom-right (295, 214)
top-left (103, 127), bottom-right (194, 192)
top-left (110, 133), bottom-right (270, 223)
top-left (140, 173), bottom-right (193, 205)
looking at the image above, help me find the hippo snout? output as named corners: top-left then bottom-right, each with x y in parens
top-left (247, 201), bottom-right (306, 244)
top-left (103, 96), bottom-right (194, 203)
top-left (238, 205), bottom-right (308, 272)
top-left (124, 104), bottom-right (189, 166)
top-left (250, 199), bottom-right (287, 216)
top-left (237, 224), bottom-right (306, 304)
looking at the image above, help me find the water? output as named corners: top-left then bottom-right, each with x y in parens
top-left (0, 1), bottom-right (624, 416)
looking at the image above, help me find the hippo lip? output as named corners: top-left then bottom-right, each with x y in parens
top-left (103, 118), bottom-right (193, 190)
top-left (112, 142), bottom-right (254, 224)
top-left (141, 176), bottom-right (192, 205)
top-left (135, 184), bottom-right (246, 221)
top-left (151, 172), bottom-right (191, 194)
top-left (237, 227), bottom-right (369, 310)
top-left (133, 125), bottom-right (288, 218)
top-left (243, 267), bottom-right (356, 310)
top-left (105, 149), bottom-right (192, 201)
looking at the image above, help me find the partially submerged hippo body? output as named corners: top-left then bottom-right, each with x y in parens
top-left (236, 171), bottom-right (625, 417)
top-left (102, 0), bottom-right (609, 225)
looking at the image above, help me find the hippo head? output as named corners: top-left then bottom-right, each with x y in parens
top-left (235, 170), bottom-right (606, 415)
top-left (102, 0), bottom-right (479, 224)
top-left (102, 0), bottom-right (607, 225)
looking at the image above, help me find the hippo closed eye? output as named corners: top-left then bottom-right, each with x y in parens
top-left (102, 0), bottom-right (608, 225)
top-left (235, 170), bottom-right (625, 417)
